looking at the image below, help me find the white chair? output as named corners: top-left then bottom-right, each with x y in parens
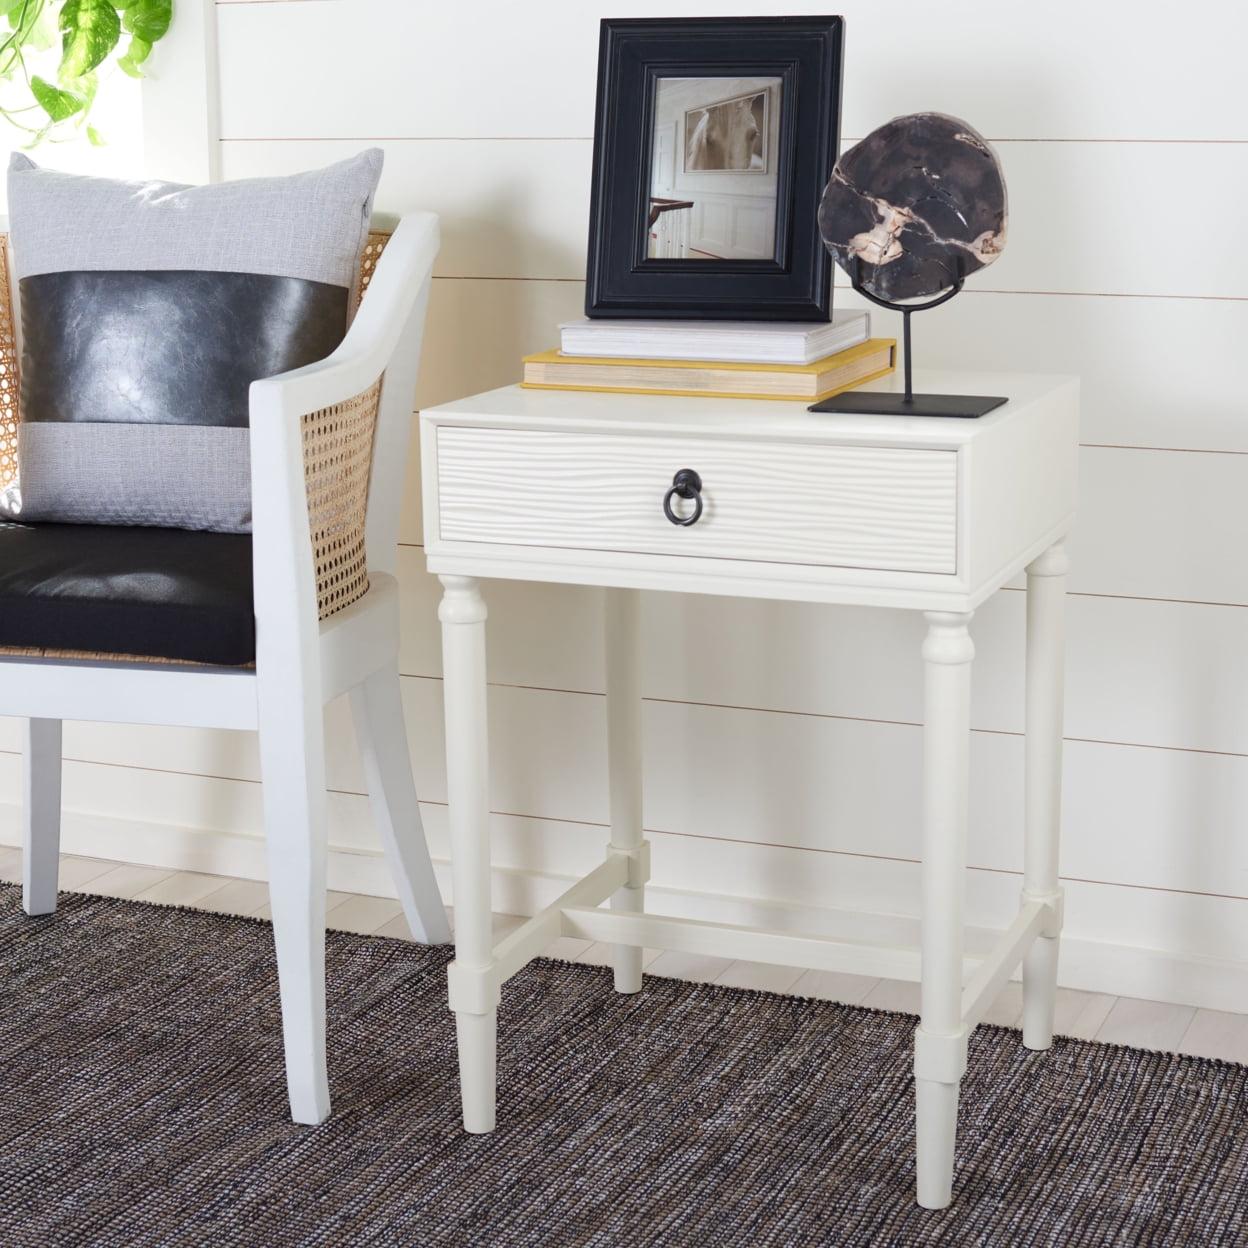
top-left (0, 211), bottom-right (451, 1124)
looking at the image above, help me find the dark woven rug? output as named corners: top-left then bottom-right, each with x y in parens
top-left (0, 886), bottom-right (1243, 1247)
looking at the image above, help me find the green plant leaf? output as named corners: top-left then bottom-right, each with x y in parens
top-left (3, 0), bottom-right (31, 27)
top-left (30, 73), bottom-right (85, 121)
top-left (4, 0), bottom-right (174, 146)
top-left (58, 0), bottom-right (121, 80)
top-left (116, 31), bottom-right (148, 76)
top-left (121, 0), bottom-right (168, 43)
top-left (34, 8), bottom-right (57, 53)
top-left (8, 1), bottom-right (54, 54)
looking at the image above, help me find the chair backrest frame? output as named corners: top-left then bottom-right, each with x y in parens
top-left (360, 211), bottom-right (435, 580)
top-left (0, 223), bottom-right (19, 499)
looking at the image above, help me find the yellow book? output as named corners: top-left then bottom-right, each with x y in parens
top-left (521, 338), bottom-right (896, 402)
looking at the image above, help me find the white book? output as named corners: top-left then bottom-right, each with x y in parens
top-left (558, 310), bottom-right (869, 366)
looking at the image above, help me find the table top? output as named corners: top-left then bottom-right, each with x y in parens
top-left (423, 370), bottom-right (1079, 449)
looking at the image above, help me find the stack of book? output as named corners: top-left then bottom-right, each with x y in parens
top-left (521, 313), bottom-right (895, 402)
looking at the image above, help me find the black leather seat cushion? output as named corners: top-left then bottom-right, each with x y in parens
top-left (0, 522), bottom-right (254, 665)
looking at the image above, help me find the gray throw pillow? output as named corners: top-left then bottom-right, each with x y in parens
top-left (2, 148), bottom-right (383, 533)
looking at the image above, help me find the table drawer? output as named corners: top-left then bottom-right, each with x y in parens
top-left (435, 427), bottom-right (958, 574)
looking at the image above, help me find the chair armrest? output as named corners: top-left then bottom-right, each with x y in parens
top-left (248, 212), bottom-right (439, 632)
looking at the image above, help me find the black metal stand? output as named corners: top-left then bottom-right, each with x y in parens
top-left (809, 262), bottom-right (1008, 419)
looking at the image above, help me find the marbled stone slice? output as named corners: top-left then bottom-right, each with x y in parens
top-left (818, 113), bottom-right (1007, 302)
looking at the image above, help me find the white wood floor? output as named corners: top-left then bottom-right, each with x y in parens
top-left (2, 848), bottom-right (1245, 1064)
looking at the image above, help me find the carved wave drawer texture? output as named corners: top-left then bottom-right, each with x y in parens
top-left (436, 427), bottom-right (958, 574)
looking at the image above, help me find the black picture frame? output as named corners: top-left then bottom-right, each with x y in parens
top-left (584, 16), bottom-right (844, 322)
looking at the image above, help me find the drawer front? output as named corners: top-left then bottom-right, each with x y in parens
top-left (436, 427), bottom-right (958, 574)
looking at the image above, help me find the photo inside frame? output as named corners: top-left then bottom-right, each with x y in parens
top-left (646, 76), bottom-right (783, 261)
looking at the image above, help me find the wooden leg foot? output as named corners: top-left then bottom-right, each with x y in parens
top-left (915, 1077), bottom-right (959, 1209)
top-left (456, 1009), bottom-right (497, 1133)
top-left (612, 901), bottom-right (643, 995)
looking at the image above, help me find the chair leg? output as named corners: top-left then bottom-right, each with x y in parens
top-left (349, 667), bottom-right (451, 945)
top-left (258, 684), bottom-right (331, 1125)
top-left (23, 718), bottom-right (62, 917)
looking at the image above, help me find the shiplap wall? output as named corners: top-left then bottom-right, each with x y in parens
top-left (1, 0), bottom-right (1246, 1010)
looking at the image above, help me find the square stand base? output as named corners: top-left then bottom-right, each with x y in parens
top-left (809, 392), bottom-right (1009, 419)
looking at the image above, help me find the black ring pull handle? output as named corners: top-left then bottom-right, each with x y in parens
top-left (663, 468), bottom-right (703, 527)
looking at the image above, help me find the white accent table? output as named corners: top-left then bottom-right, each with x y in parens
top-left (420, 371), bottom-right (1079, 1209)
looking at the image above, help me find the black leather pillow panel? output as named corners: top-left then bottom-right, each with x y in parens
top-left (19, 270), bottom-right (349, 429)
top-left (0, 522), bottom-right (255, 665)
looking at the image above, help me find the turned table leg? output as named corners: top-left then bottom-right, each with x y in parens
top-left (439, 575), bottom-right (498, 1133)
top-left (605, 588), bottom-right (645, 993)
top-left (915, 611), bottom-right (975, 1210)
top-left (1022, 541), bottom-right (1069, 1050)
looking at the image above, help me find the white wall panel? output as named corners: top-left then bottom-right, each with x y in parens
top-left (414, 279), bottom-right (582, 411)
top-left (835, 289), bottom-right (1248, 454)
top-left (967, 142), bottom-right (1248, 298)
top-left (1063, 448), bottom-right (1248, 604)
top-left (215, 1), bottom-right (1248, 143)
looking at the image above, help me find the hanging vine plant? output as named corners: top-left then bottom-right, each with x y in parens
top-left (0, 0), bottom-right (172, 145)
